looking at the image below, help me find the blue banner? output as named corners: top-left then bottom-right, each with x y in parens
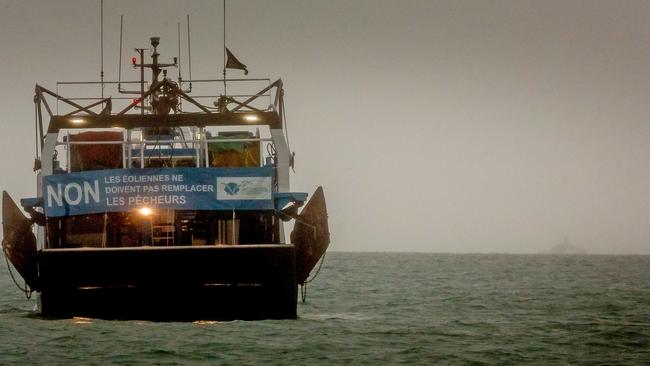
top-left (43, 167), bottom-right (275, 217)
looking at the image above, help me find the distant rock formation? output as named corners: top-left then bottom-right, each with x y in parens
top-left (546, 237), bottom-right (587, 255)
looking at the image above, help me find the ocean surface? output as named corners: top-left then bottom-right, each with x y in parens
top-left (1, 252), bottom-right (649, 365)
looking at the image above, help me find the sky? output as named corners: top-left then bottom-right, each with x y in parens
top-left (0, 0), bottom-right (649, 254)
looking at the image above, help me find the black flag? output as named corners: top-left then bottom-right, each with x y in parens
top-left (225, 47), bottom-right (248, 75)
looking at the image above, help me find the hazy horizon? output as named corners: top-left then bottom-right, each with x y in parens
top-left (1, 0), bottom-right (648, 254)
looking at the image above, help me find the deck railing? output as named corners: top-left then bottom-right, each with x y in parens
top-left (53, 78), bottom-right (273, 115)
top-left (58, 130), bottom-right (272, 172)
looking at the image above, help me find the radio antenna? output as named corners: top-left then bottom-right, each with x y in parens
top-left (177, 22), bottom-right (182, 83)
top-left (100, 0), bottom-right (105, 100)
top-left (186, 14), bottom-right (193, 91)
top-left (222, 0), bottom-right (227, 95)
top-left (118, 15), bottom-right (124, 92)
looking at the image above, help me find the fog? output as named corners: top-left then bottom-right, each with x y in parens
top-left (0, 0), bottom-right (648, 254)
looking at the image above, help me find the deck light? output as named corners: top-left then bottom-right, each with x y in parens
top-left (244, 114), bottom-right (259, 122)
top-left (139, 207), bottom-right (153, 216)
top-left (70, 118), bottom-right (86, 125)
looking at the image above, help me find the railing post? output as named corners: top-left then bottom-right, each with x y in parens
top-left (195, 127), bottom-right (201, 167)
top-left (66, 131), bottom-right (71, 173)
top-left (203, 129), bottom-right (209, 167)
top-left (140, 136), bottom-right (145, 169)
top-left (122, 129), bottom-right (127, 169)
top-left (126, 129), bottom-right (133, 169)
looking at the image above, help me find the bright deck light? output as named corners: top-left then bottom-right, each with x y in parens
top-left (244, 115), bottom-right (259, 122)
top-left (138, 207), bottom-right (153, 216)
top-left (70, 118), bottom-right (86, 125)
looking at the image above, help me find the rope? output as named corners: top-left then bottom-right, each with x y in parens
top-left (299, 250), bottom-right (327, 303)
top-left (3, 250), bottom-right (32, 299)
top-left (266, 142), bottom-right (276, 157)
top-left (305, 251), bottom-right (326, 284)
top-left (300, 282), bottom-right (307, 302)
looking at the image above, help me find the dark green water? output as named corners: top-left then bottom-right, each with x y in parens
top-left (1, 253), bottom-right (649, 365)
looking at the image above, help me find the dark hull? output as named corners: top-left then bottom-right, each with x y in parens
top-left (37, 245), bottom-right (297, 321)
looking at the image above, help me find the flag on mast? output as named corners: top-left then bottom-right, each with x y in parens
top-left (225, 47), bottom-right (248, 75)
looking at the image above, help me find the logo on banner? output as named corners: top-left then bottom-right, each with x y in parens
top-left (223, 182), bottom-right (243, 195)
top-left (217, 177), bottom-right (272, 200)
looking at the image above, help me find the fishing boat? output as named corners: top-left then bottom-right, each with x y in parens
top-left (1, 33), bottom-right (329, 320)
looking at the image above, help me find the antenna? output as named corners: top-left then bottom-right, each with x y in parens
top-left (222, 0), bottom-right (227, 95)
top-left (186, 14), bottom-right (193, 92)
top-left (100, 0), bottom-right (104, 100)
top-left (118, 15), bottom-right (124, 92)
top-left (177, 22), bottom-right (182, 83)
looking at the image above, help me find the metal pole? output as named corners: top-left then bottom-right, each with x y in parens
top-left (36, 95), bottom-right (45, 152)
top-left (223, 0), bottom-right (227, 96)
top-left (177, 22), bottom-right (182, 84)
top-left (122, 130), bottom-right (127, 169)
top-left (187, 15), bottom-right (193, 91)
top-left (66, 131), bottom-right (71, 173)
top-left (195, 127), bottom-right (201, 167)
top-left (127, 129), bottom-right (132, 168)
top-left (201, 128), bottom-right (210, 168)
top-left (139, 49), bottom-right (145, 117)
top-left (33, 100), bottom-right (39, 159)
top-left (100, 2), bottom-right (104, 97)
top-left (100, 0), bottom-right (104, 101)
top-left (231, 209), bottom-right (235, 245)
top-left (118, 15), bottom-right (123, 91)
top-left (140, 140), bottom-right (145, 168)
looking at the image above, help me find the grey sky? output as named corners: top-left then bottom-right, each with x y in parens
top-left (1, 0), bottom-right (649, 253)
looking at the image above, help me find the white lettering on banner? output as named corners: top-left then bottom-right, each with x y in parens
top-left (47, 180), bottom-right (100, 207)
top-left (126, 195), bottom-right (187, 205)
top-left (46, 185), bottom-right (62, 207)
top-left (84, 181), bottom-right (100, 204)
top-left (161, 184), bottom-right (214, 192)
top-left (216, 177), bottom-right (272, 200)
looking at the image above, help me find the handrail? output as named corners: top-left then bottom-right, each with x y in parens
top-left (57, 81), bottom-right (145, 85)
top-left (57, 138), bottom-right (271, 145)
top-left (50, 78), bottom-right (275, 115)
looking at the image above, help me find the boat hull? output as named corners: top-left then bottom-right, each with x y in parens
top-left (37, 245), bottom-right (297, 320)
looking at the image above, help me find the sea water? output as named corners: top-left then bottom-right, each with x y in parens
top-left (1, 253), bottom-right (649, 364)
